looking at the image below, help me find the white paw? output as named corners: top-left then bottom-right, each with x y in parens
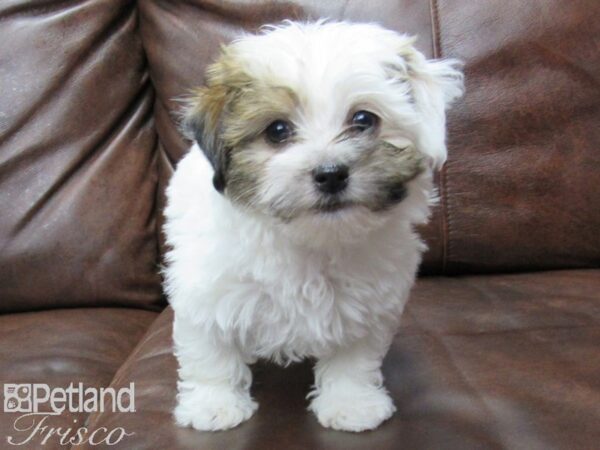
top-left (309, 383), bottom-right (396, 432)
top-left (174, 382), bottom-right (258, 431)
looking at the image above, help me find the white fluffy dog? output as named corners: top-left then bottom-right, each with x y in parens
top-left (164, 20), bottom-right (463, 433)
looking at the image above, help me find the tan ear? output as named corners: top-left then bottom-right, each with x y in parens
top-left (182, 47), bottom-right (252, 193)
top-left (182, 85), bottom-right (230, 192)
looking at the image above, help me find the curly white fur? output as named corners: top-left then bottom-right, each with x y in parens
top-left (164, 20), bottom-right (463, 432)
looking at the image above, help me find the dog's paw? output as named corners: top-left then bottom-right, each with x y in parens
top-left (309, 383), bottom-right (396, 432)
top-left (174, 382), bottom-right (258, 431)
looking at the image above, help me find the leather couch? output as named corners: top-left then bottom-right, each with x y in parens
top-left (1, 1), bottom-right (599, 449)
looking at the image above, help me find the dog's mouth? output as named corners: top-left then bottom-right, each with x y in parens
top-left (314, 198), bottom-right (355, 214)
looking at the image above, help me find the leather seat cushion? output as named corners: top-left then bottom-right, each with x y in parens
top-left (0, 308), bottom-right (157, 449)
top-left (80, 270), bottom-right (600, 449)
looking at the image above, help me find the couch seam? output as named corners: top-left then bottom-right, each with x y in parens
top-left (64, 308), bottom-right (159, 450)
top-left (429, 0), bottom-right (449, 275)
top-left (71, 311), bottom-right (166, 449)
top-left (135, 0), bottom-right (176, 173)
top-left (133, 0), bottom-right (170, 306)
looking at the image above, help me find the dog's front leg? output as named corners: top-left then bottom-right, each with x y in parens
top-left (172, 313), bottom-right (258, 431)
top-left (309, 335), bottom-right (396, 432)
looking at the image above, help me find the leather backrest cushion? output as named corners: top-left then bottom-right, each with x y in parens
top-left (438, 0), bottom-right (600, 273)
top-left (0, 0), bottom-right (163, 312)
top-left (141, 0), bottom-right (600, 274)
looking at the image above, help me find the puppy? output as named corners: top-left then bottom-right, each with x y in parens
top-left (164, 20), bottom-right (463, 432)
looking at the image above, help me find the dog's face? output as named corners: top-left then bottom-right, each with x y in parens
top-left (184, 21), bottom-right (463, 226)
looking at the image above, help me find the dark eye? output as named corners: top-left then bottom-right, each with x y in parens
top-left (351, 110), bottom-right (378, 131)
top-left (265, 120), bottom-right (293, 144)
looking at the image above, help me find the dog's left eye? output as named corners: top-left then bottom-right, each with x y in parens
top-left (265, 120), bottom-right (293, 144)
top-left (351, 110), bottom-right (378, 131)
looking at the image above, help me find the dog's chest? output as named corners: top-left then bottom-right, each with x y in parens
top-left (229, 249), bottom-right (411, 362)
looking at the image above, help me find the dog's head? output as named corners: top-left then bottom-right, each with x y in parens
top-left (183, 21), bottom-right (463, 234)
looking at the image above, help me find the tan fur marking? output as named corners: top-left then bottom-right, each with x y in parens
top-left (184, 46), bottom-right (298, 198)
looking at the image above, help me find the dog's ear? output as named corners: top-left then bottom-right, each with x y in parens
top-left (182, 48), bottom-right (253, 193)
top-left (396, 43), bottom-right (464, 169)
top-left (182, 84), bottom-right (231, 193)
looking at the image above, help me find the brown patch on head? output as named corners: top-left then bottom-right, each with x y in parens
top-left (182, 47), bottom-right (251, 192)
top-left (353, 141), bottom-right (426, 212)
top-left (222, 86), bottom-right (298, 149)
top-left (226, 149), bottom-right (270, 206)
top-left (223, 84), bottom-right (298, 206)
top-left (183, 45), bottom-right (297, 195)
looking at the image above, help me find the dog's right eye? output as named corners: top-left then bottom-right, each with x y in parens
top-left (265, 120), bottom-right (293, 144)
top-left (351, 110), bottom-right (379, 131)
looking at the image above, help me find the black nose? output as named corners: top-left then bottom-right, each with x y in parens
top-left (313, 164), bottom-right (349, 194)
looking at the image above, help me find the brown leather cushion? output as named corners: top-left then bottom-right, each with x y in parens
top-left (0, 0), bottom-right (163, 312)
top-left (79, 271), bottom-right (600, 449)
top-left (139, 0), bottom-right (600, 275)
top-left (0, 308), bottom-right (157, 450)
top-left (439, 0), bottom-right (600, 273)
